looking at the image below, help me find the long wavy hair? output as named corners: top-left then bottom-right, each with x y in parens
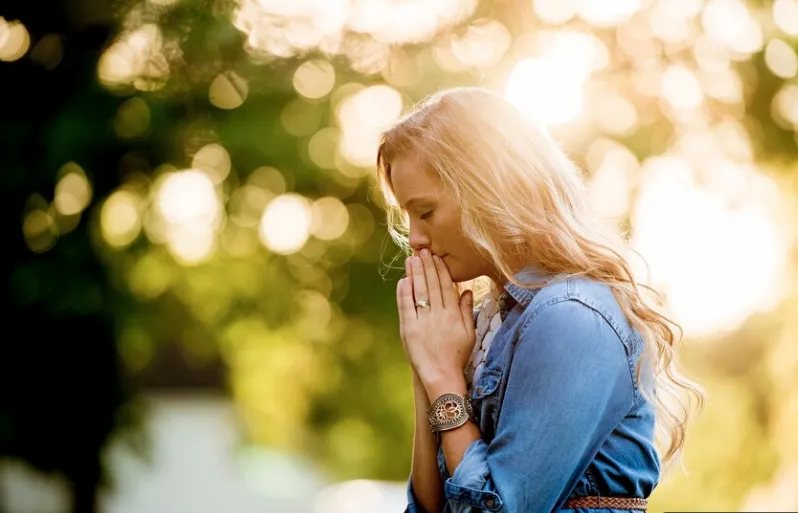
top-left (375, 86), bottom-right (704, 471)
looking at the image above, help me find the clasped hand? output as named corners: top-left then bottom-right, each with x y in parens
top-left (396, 249), bottom-right (476, 391)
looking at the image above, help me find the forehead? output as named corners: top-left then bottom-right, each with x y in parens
top-left (389, 153), bottom-right (441, 208)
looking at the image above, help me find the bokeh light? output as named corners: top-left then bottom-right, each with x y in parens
top-left (293, 60), bottom-right (336, 100)
top-left (154, 170), bottom-right (222, 264)
top-left (309, 197), bottom-right (350, 241)
top-left (661, 65), bottom-right (704, 112)
top-left (259, 194), bottom-right (311, 254)
top-left (54, 162), bottom-right (92, 217)
top-left (765, 39), bottom-right (798, 79)
top-left (337, 85), bottom-right (403, 168)
top-left (101, 189), bottom-right (143, 249)
top-left (22, 194), bottom-right (56, 254)
top-left (0, 18), bottom-right (30, 62)
top-left (209, 71), bottom-right (249, 109)
top-left (773, 0), bottom-right (798, 36)
top-left (192, 144), bottom-right (232, 185)
top-left (29, 34), bottom-right (62, 69)
top-left (450, 19), bottom-right (511, 68)
top-left (701, 0), bottom-right (762, 55)
top-left (114, 97), bottom-right (151, 138)
top-left (97, 23), bottom-right (169, 90)
top-left (577, 0), bottom-right (641, 27)
top-left (533, 0), bottom-right (578, 25)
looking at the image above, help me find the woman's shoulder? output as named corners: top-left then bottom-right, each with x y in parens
top-left (521, 276), bottom-right (634, 344)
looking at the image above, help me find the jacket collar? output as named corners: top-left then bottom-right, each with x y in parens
top-left (502, 265), bottom-right (548, 308)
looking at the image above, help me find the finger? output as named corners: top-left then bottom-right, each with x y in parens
top-left (410, 255), bottom-right (428, 307)
top-left (405, 256), bottom-right (417, 302)
top-left (459, 289), bottom-right (476, 340)
top-left (396, 278), bottom-right (406, 343)
top-left (398, 276), bottom-right (418, 322)
top-left (419, 250), bottom-right (443, 310)
top-left (433, 254), bottom-right (457, 309)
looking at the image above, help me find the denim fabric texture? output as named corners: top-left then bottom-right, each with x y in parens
top-left (405, 267), bottom-right (660, 513)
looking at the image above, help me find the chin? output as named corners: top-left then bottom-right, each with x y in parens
top-left (443, 257), bottom-right (471, 283)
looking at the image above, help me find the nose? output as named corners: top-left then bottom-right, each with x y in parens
top-left (408, 222), bottom-right (430, 255)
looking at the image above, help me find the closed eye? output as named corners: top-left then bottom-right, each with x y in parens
top-left (420, 210), bottom-right (434, 220)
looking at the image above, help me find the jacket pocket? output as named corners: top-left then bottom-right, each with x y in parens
top-left (471, 368), bottom-right (503, 440)
top-left (473, 369), bottom-right (501, 399)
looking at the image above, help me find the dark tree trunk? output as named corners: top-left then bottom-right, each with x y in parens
top-left (70, 475), bottom-right (98, 513)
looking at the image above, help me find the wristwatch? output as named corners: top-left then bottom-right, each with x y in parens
top-left (428, 393), bottom-right (474, 434)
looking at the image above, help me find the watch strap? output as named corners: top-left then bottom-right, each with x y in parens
top-left (428, 393), bottom-right (474, 433)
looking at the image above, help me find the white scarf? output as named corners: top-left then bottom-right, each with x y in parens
top-left (464, 295), bottom-right (504, 394)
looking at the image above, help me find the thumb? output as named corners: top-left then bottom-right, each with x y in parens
top-left (459, 289), bottom-right (475, 339)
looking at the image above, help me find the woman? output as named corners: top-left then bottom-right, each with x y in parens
top-left (375, 87), bottom-right (704, 512)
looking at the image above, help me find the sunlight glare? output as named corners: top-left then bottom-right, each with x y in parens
top-left (631, 156), bottom-right (788, 337)
top-left (533, 0), bottom-right (578, 25)
top-left (337, 85), bottom-right (403, 168)
top-left (576, 0), bottom-right (641, 27)
top-left (506, 31), bottom-right (604, 126)
top-left (348, 0), bottom-right (478, 44)
top-left (506, 59), bottom-right (582, 126)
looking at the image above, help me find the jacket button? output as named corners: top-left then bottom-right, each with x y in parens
top-left (477, 387), bottom-right (483, 395)
top-left (486, 498), bottom-right (495, 507)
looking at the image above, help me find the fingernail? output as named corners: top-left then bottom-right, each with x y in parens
top-left (421, 249), bottom-right (430, 258)
top-left (413, 256), bottom-right (421, 267)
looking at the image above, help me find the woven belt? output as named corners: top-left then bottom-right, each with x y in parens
top-left (563, 496), bottom-right (647, 510)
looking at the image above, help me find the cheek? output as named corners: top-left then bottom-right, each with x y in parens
top-left (436, 214), bottom-right (464, 244)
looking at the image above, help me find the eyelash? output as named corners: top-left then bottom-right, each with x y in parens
top-left (420, 211), bottom-right (433, 220)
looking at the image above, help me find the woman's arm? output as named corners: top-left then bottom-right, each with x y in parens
top-left (407, 369), bottom-right (445, 513)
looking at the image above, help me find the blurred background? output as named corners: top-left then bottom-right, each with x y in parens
top-left (0, 0), bottom-right (797, 512)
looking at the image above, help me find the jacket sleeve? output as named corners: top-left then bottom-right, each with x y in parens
top-left (439, 299), bottom-right (637, 512)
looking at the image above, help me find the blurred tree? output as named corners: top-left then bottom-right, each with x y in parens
top-left (0, 2), bottom-right (140, 512)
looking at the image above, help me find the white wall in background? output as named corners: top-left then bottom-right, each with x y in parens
top-left (2, 393), bottom-right (407, 513)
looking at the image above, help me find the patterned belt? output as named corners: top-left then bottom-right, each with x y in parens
top-left (562, 496), bottom-right (647, 510)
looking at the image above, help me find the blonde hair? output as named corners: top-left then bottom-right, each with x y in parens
top-left (375, 86), bottom-right (704, 471)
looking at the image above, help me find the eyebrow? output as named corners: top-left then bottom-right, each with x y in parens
top-left (401, 196), bottom-right (436, 211)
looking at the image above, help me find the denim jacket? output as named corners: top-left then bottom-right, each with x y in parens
top-left (406, 268), bottom-right (661, 513)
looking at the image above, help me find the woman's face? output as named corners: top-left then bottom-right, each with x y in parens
top-left (390, 153), bottom-right (495, 283)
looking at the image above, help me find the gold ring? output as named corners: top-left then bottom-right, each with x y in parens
top-left (415, 299), bottom-right (430, 308)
